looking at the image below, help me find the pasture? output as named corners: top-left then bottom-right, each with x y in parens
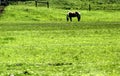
top-left (0, 3), bottom-right (120, 76)
top-left (0, 22), bottom-right (120, 76)
top-left (0, 5), bottom-right (120, 22)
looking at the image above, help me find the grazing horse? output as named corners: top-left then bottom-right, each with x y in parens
top-left (66, 11), bottom-right (81, 22)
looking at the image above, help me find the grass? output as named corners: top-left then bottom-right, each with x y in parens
top-left (0, 3), bottom-right (120, 76)
top-left (0, 5), bottom-right (120, 22)
top-left (0, 22), bottom-right (120, 76)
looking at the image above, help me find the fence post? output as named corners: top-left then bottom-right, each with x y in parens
top-left (88, 0), bottom-right (91, 11)
top-left (88, 4), bottom-right (91, 11)
top-left (35, 0), bottom-right (37, 7)
top-left (47, 1), bottom-right (49, 8)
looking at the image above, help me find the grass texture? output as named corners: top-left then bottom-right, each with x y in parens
top-left (0, 22), bottom-right (120, 76)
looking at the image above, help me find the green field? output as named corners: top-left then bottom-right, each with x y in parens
top-left (0, 22), bottom-right (120, 76)
top-left (0, 1), bottom-right (120, 76)
top-left (0, 5), bottom-right (120, 22)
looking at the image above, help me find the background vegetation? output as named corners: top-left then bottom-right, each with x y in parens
top-left (7, 0), bottom-right (120, 10)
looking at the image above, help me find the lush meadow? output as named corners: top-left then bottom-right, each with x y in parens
top-left (0, 3), bottom-right (120, 76)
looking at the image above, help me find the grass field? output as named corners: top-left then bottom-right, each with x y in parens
top-left (0, 5), bottom-right (120, 22)
top-left (0, 3), bottom-right (120, 76)
top-left (0, 22), bottom-right (120, 76)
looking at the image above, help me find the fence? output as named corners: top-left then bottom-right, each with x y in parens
top-left (7, 0), bottom-right (49, 8)
top-left (35, 0), bottom-right (49, 8)
top-left (58, 3), bottom-right (120, 10)
top-left (2, 1), bottom-right (120, 10)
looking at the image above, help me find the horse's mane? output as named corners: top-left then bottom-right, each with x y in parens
top-left (68, 11), bottom-right (80, 14)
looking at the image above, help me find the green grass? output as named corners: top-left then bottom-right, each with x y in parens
top-left (0, 5), bottom-right (120, 22)
top-left (0, 3), bottom-right (120, 76)
top-left (0, 22), bottom-right (120, 76)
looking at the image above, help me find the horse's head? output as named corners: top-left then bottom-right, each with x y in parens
top-left (75, 12), bottom-right (80, 15)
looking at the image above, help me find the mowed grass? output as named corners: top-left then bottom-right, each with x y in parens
top-left (0, 22), bottom-right (120, 76)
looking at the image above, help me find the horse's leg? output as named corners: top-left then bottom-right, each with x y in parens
top-left (77, 17), bottom-right (79, 21)
top-left (67, 17), bottom-right (69, 21)
top-left (78, 14), bottom-right (81, 21)
top-left (66, 15), bottom-right (69, 21)
top-left (70, 17), bottom-right (72, 22)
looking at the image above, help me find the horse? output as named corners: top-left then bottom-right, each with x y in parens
top-left (66, 11), bottom-right (81, 22)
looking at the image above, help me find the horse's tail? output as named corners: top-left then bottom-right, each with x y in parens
top-left (66, 14), bottom-right (69, 21)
